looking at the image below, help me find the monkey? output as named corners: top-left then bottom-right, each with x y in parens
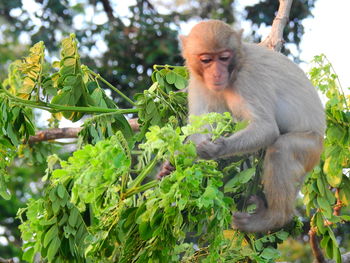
top-left (180, 20), bottom-right (325, 233)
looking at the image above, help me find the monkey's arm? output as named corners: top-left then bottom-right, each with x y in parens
top-left (197, 119), bottom-right (279, 159)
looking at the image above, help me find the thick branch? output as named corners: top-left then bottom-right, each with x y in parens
top-left (0, 257), bottom-right (14, 263)
top-left (259, 0), bottom-right (293, 51)
top-left (309, 228), bottom-right (326, 263)
top-left (28, 128), bottom-right (82, 143)
top-left (28, 118), bottom-right (140, 143)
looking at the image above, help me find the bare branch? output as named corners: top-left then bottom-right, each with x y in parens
top-left (0, 257), bottom-right (14, 263)
top-left (28, 118), bottom-right (140, 143)
top-left (259, 0), bottom-right (293, 51)
top-left (28, 127), bottom-right (82, 143)
top-left (309, 228), bottom-right (327, 263)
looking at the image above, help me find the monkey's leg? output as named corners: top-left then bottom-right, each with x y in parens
top-left (233, 131), bottom-right (323, 233)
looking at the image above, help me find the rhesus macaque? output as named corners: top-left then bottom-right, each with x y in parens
top-left (180, 20), bottom-right (325, 233)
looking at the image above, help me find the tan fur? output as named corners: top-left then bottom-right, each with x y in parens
top-left (181, 20), bottom-right (325, 233)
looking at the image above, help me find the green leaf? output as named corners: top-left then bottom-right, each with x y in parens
top-left (224, 168), bottom-right (255, 193)
top-left (47, 236), bottom-right (61, 261)
top-left (165, 71), bottom-right (176, 84)
top-left (320, 235), bottom-right (330, 248)
top-left (316, 177), bottom-right (325, 196)
top-left (58, 213), bottom-right (68, 226)
top-left (68, 208), bottom-right (79, 227)
top-left (174, 76), bottom-right (186, 90)
top-left (52, 199), bottom-right (61, 214)
top-left (6, 123), bottom-right (19, 146)
top-left (317, 197), bottom-right (332, 218)
top-left (22, 246), bottom-right (35, 262)
top-left (146, 101), bottom-right (157, 114)
top-left (275, 230), bottom-right (289, 241)
top-left (49, 186), bottom-right (58, 201)
top-left (325, 237), bottom-right (333, 258)
top-left (139, 221), bottom-right (153, 240)
top-left (316, 212), bottom-right (326, 234)
top-left (57, 184), bottom-right (65, 199)
top-left (260, 247), bottom-right (279, 259)
top-left (339, 188), bottom-right (350, 206)
top-left (254, 240), bottom-right (263, 251)
top-left (40, 216), bottom-right (57, 226)
top-left (0, 174), bottom-right (11, 200)
top-left (155, 72), bottom-right (165, 87)
top-left (43, 225), bottom-right (58, 248)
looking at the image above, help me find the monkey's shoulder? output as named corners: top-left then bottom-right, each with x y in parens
top-left (239, 43), bottom-right (310, 85)
top-left (242, 43), bottom-right (294, 66)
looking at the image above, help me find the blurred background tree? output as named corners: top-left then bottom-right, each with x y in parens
top-left (0, 0), bottom-right (315, 104)
top-left (0, 0), bottom-right (318, 261)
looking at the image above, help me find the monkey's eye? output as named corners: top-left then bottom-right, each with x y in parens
top-left (219, 56), bottom-right (230, 62)
top-left (200, 58), bottom-right (212, 64)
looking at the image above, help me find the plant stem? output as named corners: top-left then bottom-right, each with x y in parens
top-left (128, 157), bottom-right (158, 190)
top-left (124, 180), bottom-right (159, 198)
top-left (88, 69), bottom-right (136, 106)
top-left (1, 85), bottom-right (139, 114)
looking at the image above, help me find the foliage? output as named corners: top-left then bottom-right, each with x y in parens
top-left (1, 38), bottom-right (301, 261)
top-left (0, 94), bottom-right (35, 199)
top-left (302, 54), bottom-right (350, 263)
top-left (17, 112), bottom-right (297, 262)
top-left (0, 1), bottom-right (319, 260)
top-left (135, 65), bottom-right (188, 140)
top-left (1, 32), bottom-right (350, 263)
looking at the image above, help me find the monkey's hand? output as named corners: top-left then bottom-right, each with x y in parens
top-left (156, 160), bottom-right (175, 180)
top-left (196, 138), bottom-right (226, 159)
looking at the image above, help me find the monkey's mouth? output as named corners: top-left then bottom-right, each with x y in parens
top-left (211, 83), bottom-right (226, 91)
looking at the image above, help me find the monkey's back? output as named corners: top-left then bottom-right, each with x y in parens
top-left (236, 43), bottom-right (325, 136)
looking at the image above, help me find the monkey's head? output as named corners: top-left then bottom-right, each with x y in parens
top-left (180, 20), bottom-right (243, 92)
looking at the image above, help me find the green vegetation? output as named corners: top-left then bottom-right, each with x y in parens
top-left (0, 25), bottom-right (349, 263)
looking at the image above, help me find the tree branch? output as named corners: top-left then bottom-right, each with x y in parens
top-left (259, 0), bottom-right (293, 51)
top-left (309, 228), bottom-right (327, 263)
top-left (28, 118), bottom-right (140, 143)
top-left (0, 257), bottom-right (14, 263)
top-left (99, 0), bottom-right (116, 22)
top-left (28, 127), bottom-right (82, 143)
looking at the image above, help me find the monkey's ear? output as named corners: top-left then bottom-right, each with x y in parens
top-left (179, 35), bottom-right (187, 50)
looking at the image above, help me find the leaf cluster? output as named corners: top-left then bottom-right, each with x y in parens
top-left (0, 94), bottom-right (35, 199)
top-left (302, 54), bottom-right (350, 263)
top-left (135, 65), bottom-right (188, 140)
top-left (17, 109), bottom-right (302, 262)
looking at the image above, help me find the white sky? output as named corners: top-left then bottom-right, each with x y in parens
top-left (298, 0), bottom-right (350, 89)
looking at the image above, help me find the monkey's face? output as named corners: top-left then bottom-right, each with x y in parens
top-left (199, 50), bottom-right (233, 92)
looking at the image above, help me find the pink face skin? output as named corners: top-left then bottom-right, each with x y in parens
top-left (198, 50), bottom-right (233, 92)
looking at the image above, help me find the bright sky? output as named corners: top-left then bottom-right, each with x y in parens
top-left (299, 0), bottom-right (350, 89)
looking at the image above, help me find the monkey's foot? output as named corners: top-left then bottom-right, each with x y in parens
top-left (232, 196), bottom-right (290, 233)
